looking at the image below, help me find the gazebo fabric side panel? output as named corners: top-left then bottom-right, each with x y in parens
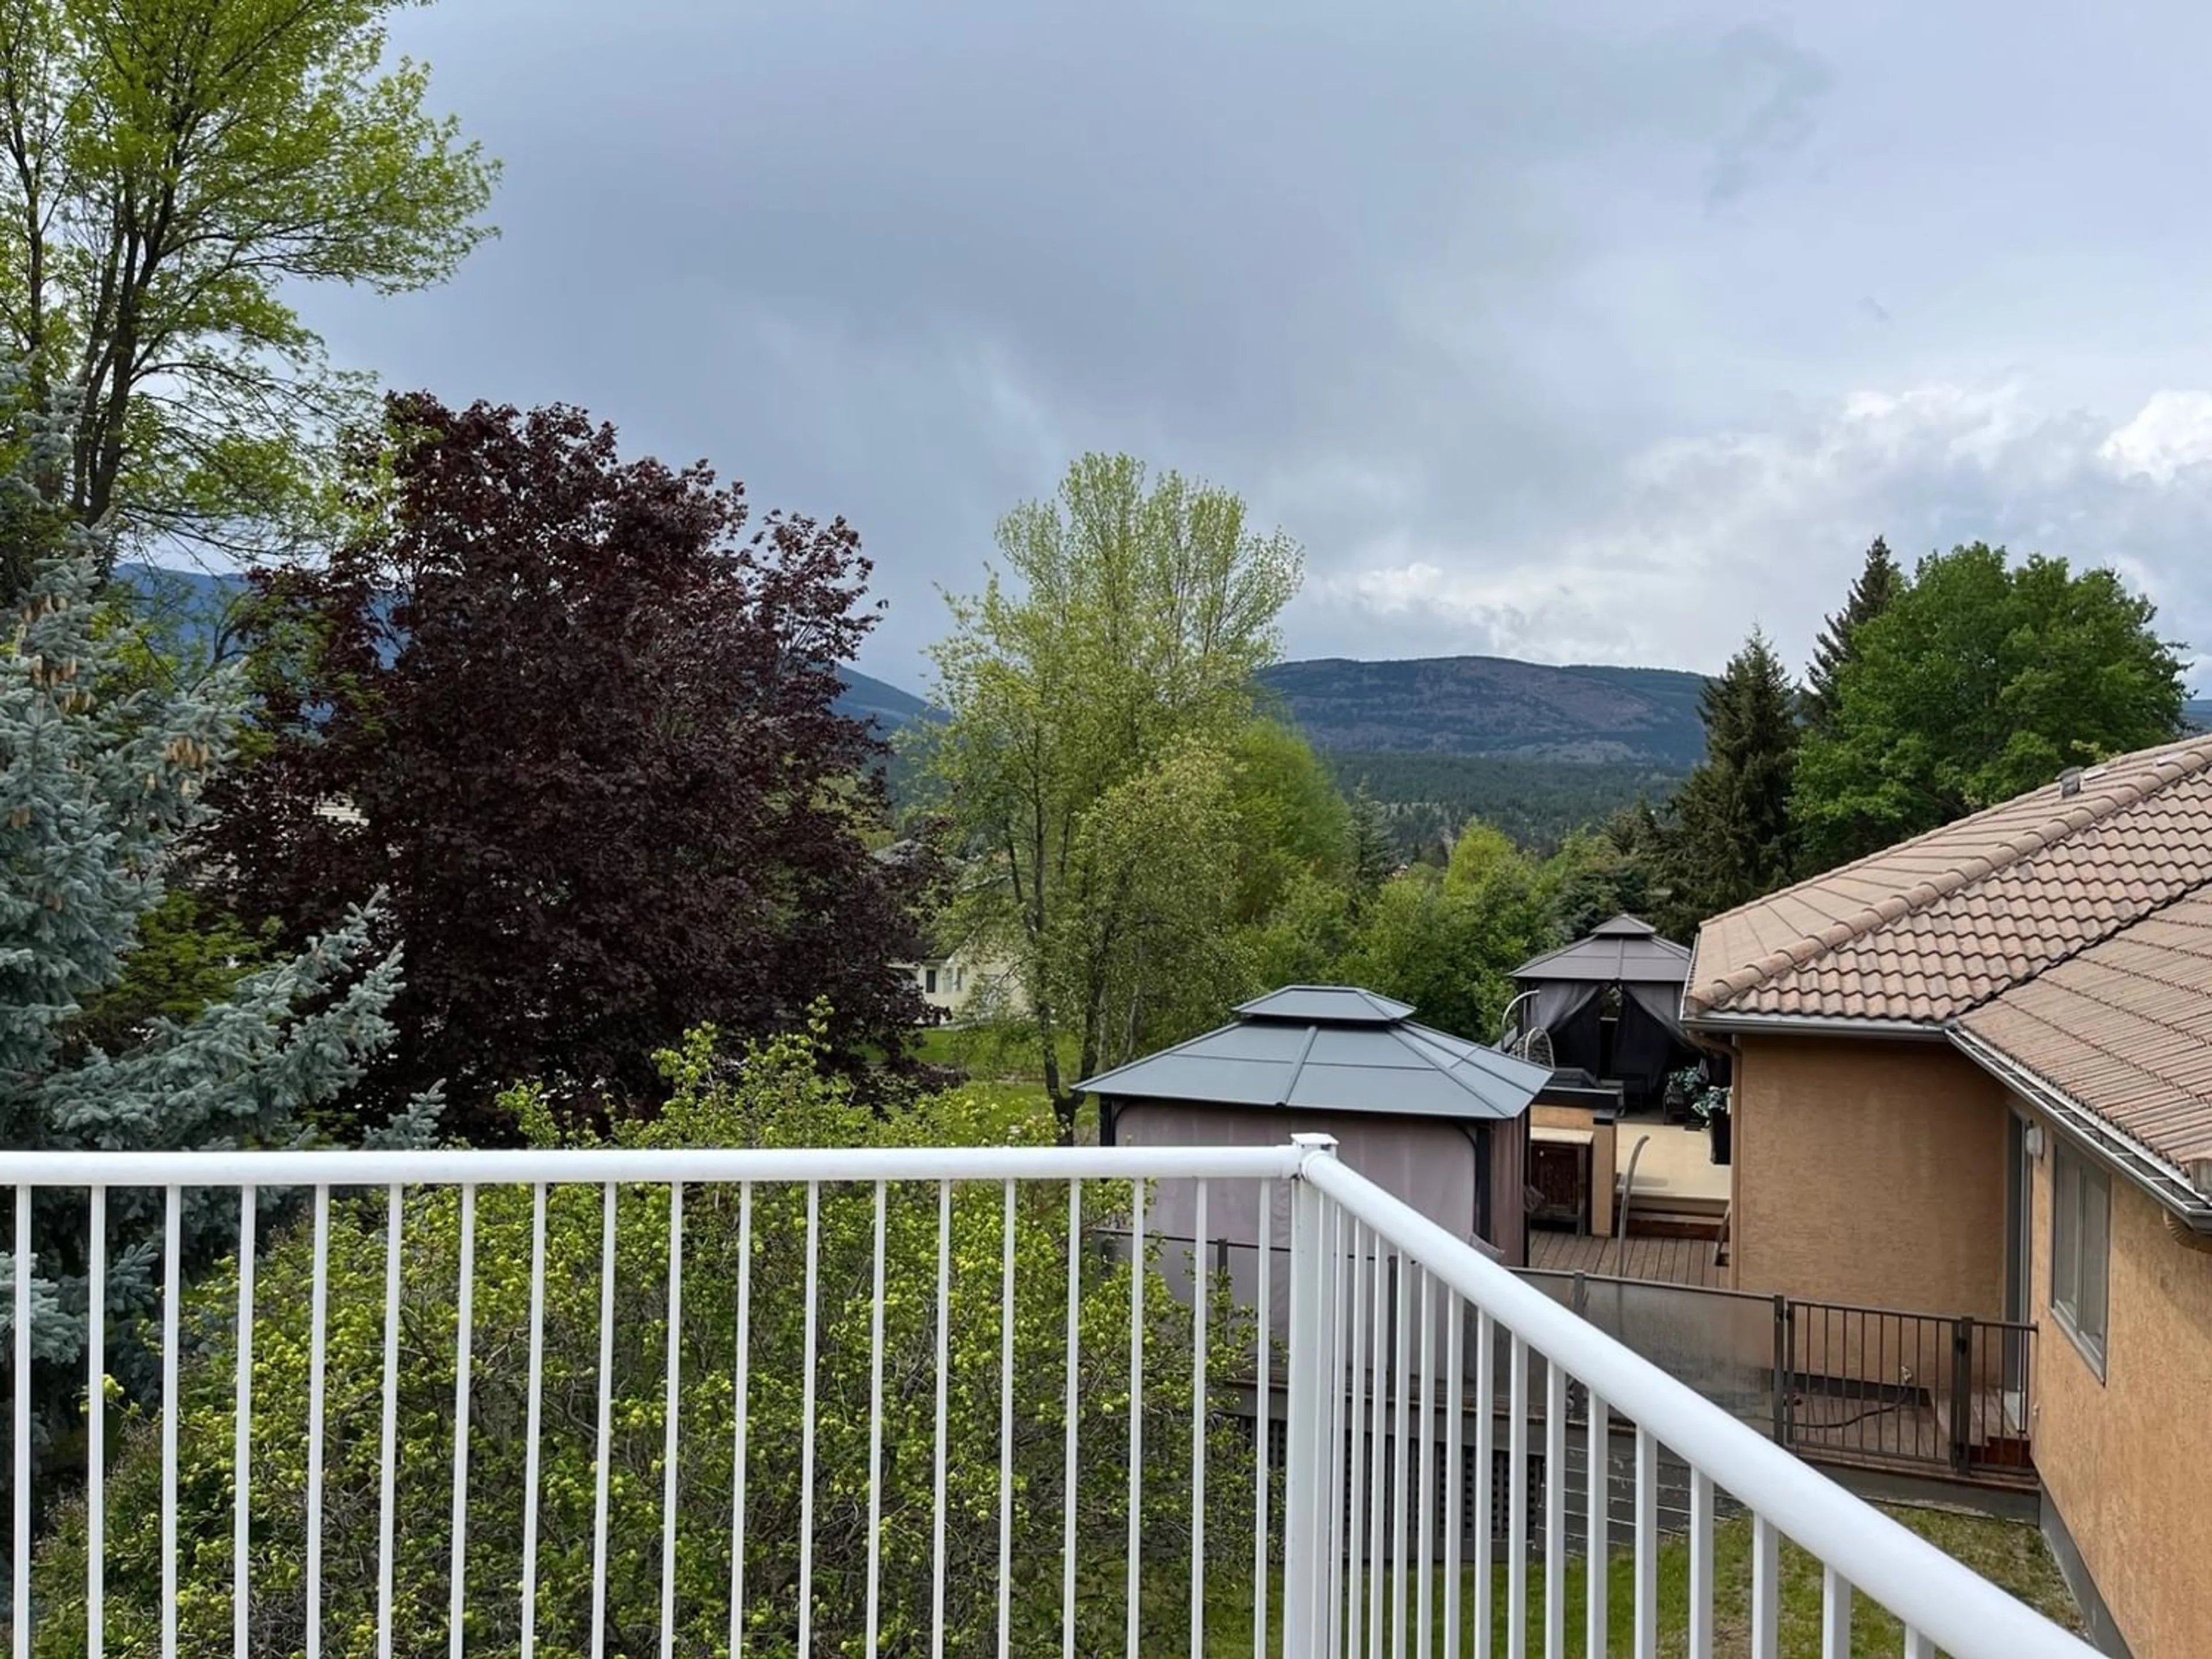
top-left (1522, 979), bottom-right (1607, 1074)
top-left (1613, 980), bottom-right (1694, 1105)
top-left (1104, 1099), bottom-right (1514, 1335)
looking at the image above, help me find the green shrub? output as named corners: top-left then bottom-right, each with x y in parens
top-left (32, 1024), bottom-right (1260, 1656)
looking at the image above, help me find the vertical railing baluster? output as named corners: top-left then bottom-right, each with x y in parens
top-left (1368, 1237), bottom-right (1388, 1659)
top-left (1750, 1514), bottom-right (1780, 1659)
top-left (1473, 1310), bottom-right (1494, 1659)
top-left (13, 1184), bottom-right (30, 1659)
top-left (1418, 1268), bottom-right (1438, 1659)
top-left (1444, 1287), bottom-right (1464, 1659)
top-left (805, 1177), bottom-right (825, 1659)
top-left (1543, 1361), bottom-right (1565, 1658)
top-left (1064, 1179), bottom-right (1082, 1659)
top-left (1347, 1221), bottom-right (1369, 1654)
top-left (1506, 1333), bottom-right (1527, 1659)
top-left (868, 1181), bottom-right (888, 1656)
top-left (1585, 1391), bottom-right (1608, 1659)
top-left (89, 1185), bottom-right (108, 1659)
top-left (1688, 1468), bottom-right (1714, 1658)
top-left (1393, 1252), bottom-right (1411, 1659)
top-left (1318, 1203), bottom-right (1336, 1654)
top-left (448, 1184), bottom-right (475, 1659)
top-left (1283, 1164), bottom-right (1324, 1657)
top-left (1190, 1181), bottom-right (1209, 1659)
top-left (590, 1184), bottom-right (616, 1659)
top-left (1126, 1177), bottom-right (1146, 1659)
top-left (1252, 1185), bottom-right (1270, 1659)
top-left (378, 1183), bottom-right (403, 1659)
top-left (1633, 1429), bottom-right (1657, 1659)
top-left (1820, 1565), bottom-right (1851, 1657)
top-left (158, 1186), bottom-right (179, 1659)
top-left (658, 1184), bottom-right (684, 1658)
top-left (990, 1181), bottom-right (1013, 1657)
top-left (728, 1183), bottom-right (752, 1659)
top-left (1904, 1625), bottom-right (1936, 1658)
top-left (520, 1184), bottom-right (547, 1659)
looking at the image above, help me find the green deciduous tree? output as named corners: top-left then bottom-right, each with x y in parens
top-left (1803, 536), bottom-right (1902, 734)
top-left (0, 399), bottom-right (430, 1528)
top-left (0, 0), bottom-right (497, 578)
top-left (1224, 720), bottom-right (1351, 926)
top-left (1335, 819), bottom-right (1558, 1041)
top-left (32, 1024), bottom-right (1257, 1657)
top-left (1660, 631), bottom-right (1801, 929)
top-left (1540, 823), bottom-right (1657, 942)
top-left (922, 453), bottom-right (1301, 1138)
top-left (1792, 544), bottom-right (2188, 869)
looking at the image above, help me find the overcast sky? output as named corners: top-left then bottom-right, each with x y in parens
top-left (309, 0), bottom-right (2212, 691)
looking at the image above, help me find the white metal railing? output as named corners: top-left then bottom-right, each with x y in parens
top-left (1, 1138), bottom-right (2095, 1657)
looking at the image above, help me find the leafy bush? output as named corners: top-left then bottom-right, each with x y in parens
top-left (32, 1025), bottom-right (1261, 1656)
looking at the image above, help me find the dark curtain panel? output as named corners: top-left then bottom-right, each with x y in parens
top-left (1612, 994), bottom-right (1692, 1108)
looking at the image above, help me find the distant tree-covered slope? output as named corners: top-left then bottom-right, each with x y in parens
top-left (115, 564), bottom-right (921, 732)
top-left (1325, 752), bottom-right (1685, 860)
top-left (1256, 656), bottom-right (1709, 765)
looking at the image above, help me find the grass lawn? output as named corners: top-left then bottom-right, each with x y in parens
top-left (1196, 1501), bottom-right (2080, 1657)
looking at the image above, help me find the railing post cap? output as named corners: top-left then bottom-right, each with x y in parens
top-left (1289, 1132), bottom-right (1339, 1152)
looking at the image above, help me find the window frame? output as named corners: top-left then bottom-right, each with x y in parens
top-left (2050, 1138), bottom-right (2111, 1378)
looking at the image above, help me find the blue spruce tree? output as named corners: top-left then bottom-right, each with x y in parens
top-left (0, 377), bottom-right (434, 1529)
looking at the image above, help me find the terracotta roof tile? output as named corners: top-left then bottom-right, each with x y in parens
top-left (1959, 892), bottom-right (2212, 1169)
top-left (1686, 734), bottom-right (2212, 1023)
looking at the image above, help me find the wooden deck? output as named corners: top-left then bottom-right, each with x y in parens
top-left (1527, 1229), bottom-right (1730, 1289)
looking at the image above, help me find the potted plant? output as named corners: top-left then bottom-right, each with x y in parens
top-left (1663, 1064), bottom-right (1700, 1124)
top-left (1693, 1083), bottom-right (1733, 1165)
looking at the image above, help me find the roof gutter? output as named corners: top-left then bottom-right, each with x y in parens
top-left (1949, 1027), bottom-right (2212, 1234)
top-left (1683, 1009), bottom-right (1950, 1043)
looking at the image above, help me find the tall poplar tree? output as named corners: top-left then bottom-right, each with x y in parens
top-left (0, 0), bottom-right (497, 583)
top-left (922, 454), bottom-right (1303, 1138)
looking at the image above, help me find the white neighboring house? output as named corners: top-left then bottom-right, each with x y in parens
top-left (899, 942), bottom-right (1027, 1022)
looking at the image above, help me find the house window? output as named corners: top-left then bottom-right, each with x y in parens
top-left (923, 967), bottom-right (938, 995)
top-left (2051, 1140), bottom-right (2110, 1375)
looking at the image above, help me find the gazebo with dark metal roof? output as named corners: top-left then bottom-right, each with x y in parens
top-left (1506, 914), bottom-right (1696, 1112)
top-left (1083, 984), bottom-right (1550, 1275)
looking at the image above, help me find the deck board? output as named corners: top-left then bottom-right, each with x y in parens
top-left (1527, 1229), bottom-right (1729, 1289)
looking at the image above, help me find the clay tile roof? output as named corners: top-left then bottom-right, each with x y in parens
top-left (1959, 891), bottom-right (2212, 1169)
top-left (1685, 733), bottom-right (2212, 1024)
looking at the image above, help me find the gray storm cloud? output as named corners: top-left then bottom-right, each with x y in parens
top-left (307, 0), bottom-right (2212, 687)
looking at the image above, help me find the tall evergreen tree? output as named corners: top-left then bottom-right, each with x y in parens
top-left (1660, 630), bottom-right (1802, 931)
top-left (1347, 782), bottom-right (1397, 902)
top-left (0, 390), bottom-right (429, 1521)
top-left (1804, 536), bottom-right (1902, 733)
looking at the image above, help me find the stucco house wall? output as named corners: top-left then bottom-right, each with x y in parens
top-left (2021, 1103), bottom-right (2212, 1659)
top-left (1729, 1035), bottom-right (2008, 1317)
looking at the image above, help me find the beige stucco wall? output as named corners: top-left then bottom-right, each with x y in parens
top-left (1531, 1103), bottom-right (1616, 1235)
top-left (1729, 1036), bottom-right (2007, 1315)
top-left (2022, 1106), bottom-right (2212, 1659)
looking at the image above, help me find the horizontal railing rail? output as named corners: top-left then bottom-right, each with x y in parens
top-left (1294, 1139), bottom-right (2096, 1658)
